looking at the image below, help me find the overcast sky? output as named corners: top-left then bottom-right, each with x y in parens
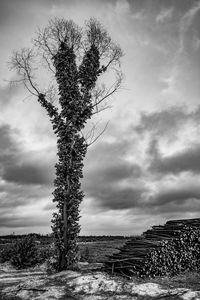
top-left (1, 0), bottom-right (200, 235)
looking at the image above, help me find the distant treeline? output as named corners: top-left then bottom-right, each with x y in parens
top-left (78, 235), bottom-right (129, 242)
top-left (0, 233), bottom-right (51, 240)
top-left (0, 233), bottom-right (130, 244)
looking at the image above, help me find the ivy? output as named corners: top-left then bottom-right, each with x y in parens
top-left (49, 43), bottom-right (102, 271)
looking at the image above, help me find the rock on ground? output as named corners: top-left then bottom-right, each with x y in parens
top-left (0, 262), bottom-right (200, 300)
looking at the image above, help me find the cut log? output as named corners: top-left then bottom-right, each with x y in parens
top-left (103, 217), bottom-right (200, 277)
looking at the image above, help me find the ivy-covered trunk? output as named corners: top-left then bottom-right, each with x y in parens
top-left (51, 41), bottom-right (100, 270)
top-left (52, 131), bottom-right (87, 270)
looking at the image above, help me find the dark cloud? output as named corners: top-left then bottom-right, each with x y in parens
top-left (134, 106), bottom-right (200, 176)
top-left (0, 124), bottom-right (18, 155)
top-left (1, 0), bottom-right (200, 234)
top-left (4, 163), bottom-right (54, 185)
top-left (150, 144), bottom-right (200, 175)
top-left (126, 0), bottom-right (200, 103)
top-left (0, 181), bottom-right (52, 210)
top-left (0, 0), bottom-right (54, 26)
top-left (151, 186), bottom-right (200, 207)
top-left (148, 193), bottom-right (200, 215)
top-left (0, 214), bottom-right (50, 228)
top-left (0, 83), bottom-right (21, 108)
top-left (0, 123), bottom-right (55, 230)
top-left (88, 185), bottom-right (145, 210)
top-left (101, 163), bottom-right (141, 182)
top-left (0, 124), bottom-right (55, 185)
top-left (135, 105), bottom-right (200, 137)
top-left (83, 105), bottom-right (200, 212)
top-left (83, 140), bottom-right (145, 211)
top-left (0, 124), bottom-right (54, 230)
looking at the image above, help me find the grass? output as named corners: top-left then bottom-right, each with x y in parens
top-left (0, 237), bottom-right (128, 267)
top-left (78, 239), bottom-right (128, 262)
top-left (137, 271), bottom-right (200, 292)
top-left (1, 235), bottom-right (200, 294)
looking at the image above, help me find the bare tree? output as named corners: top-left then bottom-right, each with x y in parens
top-left (11, 18), bottom-right (123, 270)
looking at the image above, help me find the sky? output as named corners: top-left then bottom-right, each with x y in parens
top-left (1, 0), bottom-right (200, 235)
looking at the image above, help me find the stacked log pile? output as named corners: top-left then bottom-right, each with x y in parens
top-left (103, 218), bottom-right (200, 277)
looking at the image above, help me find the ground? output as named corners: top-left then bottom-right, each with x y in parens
top-left (1, 262), bottom-right (200, 300)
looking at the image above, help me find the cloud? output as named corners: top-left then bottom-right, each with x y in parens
top-left (120, 105), bottom-right (200, 219)
top-left (150, 143), bottom-right (200, 175)
top-left (3, 163), bottom-right (53, 185)
top-left (135, 105), bottom-right (200, 147)
top-left (0, 0), bottom-right (54, 26)
top-left (0, 124), bottom-right (55, 185)
top-left (134, 105), bottom-right (200, 176)
top-left (0, 83), bottom-right (20, 108)
top-left (156, 7), bottom-right (173, 23)
top-left (82, 104), bottom-right (200, 215)
top-left (83, 139), bottom-right (145, 211)
top-left (145, 181), bottom-right (200, 215)
top-left (135, 106), bottom-right (191, 138)
top-left (0, 122), bottom-right (56, 231)
top-left (88, 185), bottom-right (145, 210)
top-left (192, 34), bottom-right (200, 51)
top-left (179, 1), bottom-right (200, 52)
top-left (0, 174), bottom-right (53, 211)
top-left (0, 215), bottom-right (49, 228)
top-left (1, 0), bottom-right (200, 235)
top-left (0, 197), bottom-right (53, 230)
top-left (115, 0), bottom-right (130, 15)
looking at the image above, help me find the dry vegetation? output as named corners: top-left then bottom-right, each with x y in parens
top-left (79, 238), bottom-right (128, 262)
top-left (1, 234), bottom-right (200, 299)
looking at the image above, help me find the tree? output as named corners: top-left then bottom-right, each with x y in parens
top-left (11, 18), bottom-right (123, 271)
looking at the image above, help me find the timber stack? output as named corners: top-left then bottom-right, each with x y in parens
top-left (103, 218), bottom-right (200, 277)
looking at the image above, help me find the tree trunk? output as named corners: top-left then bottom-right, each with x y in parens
top-left (60, 176), bottom-right (69, 269)
top-left (63, 176), bottom-right (69, 247)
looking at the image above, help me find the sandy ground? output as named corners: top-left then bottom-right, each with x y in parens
top-left (1, 262), bottom-right (200, 300)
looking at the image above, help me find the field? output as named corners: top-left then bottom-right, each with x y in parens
top-left (78, 238), bottom-right (128, 262)
top-left (0, 234), bottom-right (129, 264)
top-left (1, 235), bottom-right (200, 299)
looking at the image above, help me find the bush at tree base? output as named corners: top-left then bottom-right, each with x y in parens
top-left (0, 235), bottom-right (54, 269)
top-left (0, 243), bottom-right (14, 263)
top-left (140, 226), bottom-right (200, 278)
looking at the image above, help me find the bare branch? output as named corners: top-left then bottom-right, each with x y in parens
top-left (34, 18), bottom-right (82, 58)
top-left (45, 83), bottom-right (59, 105)
top-left (10, 18), bottom-right (123, 144)
top-left (91, 70), bottom-right (123, 116)
top-left (87, 121), bottom-right (109, 146)
top-left (10, 49), bottom-right (61, 122)
top-left (85, 18), bottom-right (123, 66)
top-left (10, 48), bottom-right (40, 96)
top-left (85, 120), bottom-right (100, 141)
top-left (92, 104), bottom-right (112, 116)
top-left (80, 120), bottom-right (101, 145)
top-left (42, 52), bottom-right (55, 74)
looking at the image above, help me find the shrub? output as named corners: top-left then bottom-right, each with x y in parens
top-left (0, 236), bottom-right (55, 269)
top-left (10, 235), bottom-right (41, 269)
top-left (141, 226), bottom-right (200, 278)
top-left (0, 243), bottom-right (15, 263)
top-left (37, 244), bottom-right (54, 262)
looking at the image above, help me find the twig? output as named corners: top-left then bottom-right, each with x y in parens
top-left (87, 121), bottom-right (109, 146)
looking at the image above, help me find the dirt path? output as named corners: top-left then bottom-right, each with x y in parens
top-left (0, 263), bottom-right (78, 300)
